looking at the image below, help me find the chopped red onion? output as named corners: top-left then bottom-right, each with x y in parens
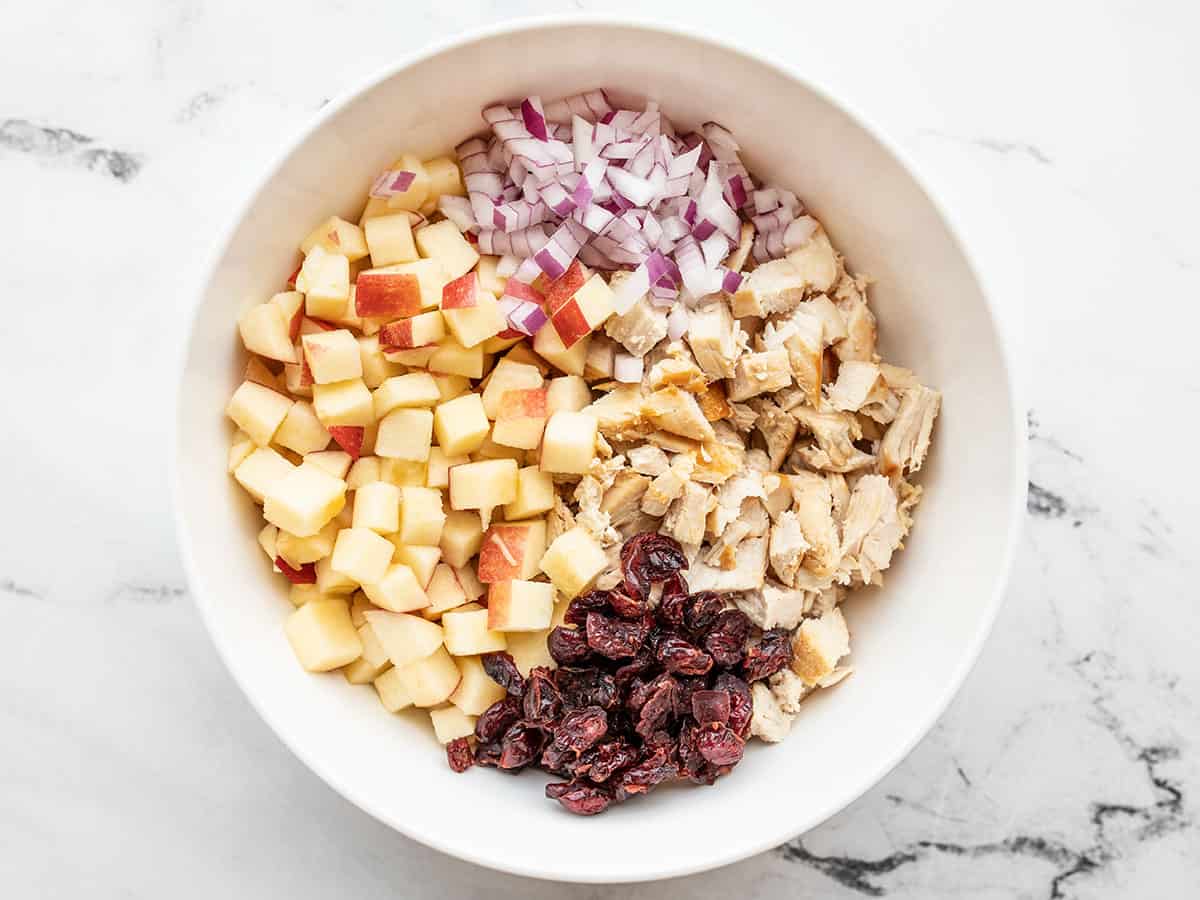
top-left (438, 195), bottom-right (477, 232)
top-left (784, 215), bottom-right (819, 249)
top-left (496, 254), bottom-right (520, 277)
top-left (613, 352), bottom-right (644, 383)
top-left (520, 96), bottom-right (549, 141)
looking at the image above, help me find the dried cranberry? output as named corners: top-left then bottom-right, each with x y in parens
top-left (549, 781), bottom-right (613, 816)
top-left (607, 588), bottom-right (648, 619)
top-left (742, 627), bottom-right (794, 682)
top-left (612, 648), bottom-right (654, 692)
top-left (540, 741), bottom-right (576, 776)
top-left (577, 739), bottom-right (639, 783)
top-left (657, 572), bottom-right (689, 627)
top-left (555, 667), bottom-right (619, 710)
top-left (616, 746), bottom-right (677, 800)
top-left (696, 726), bottom-right (745, 767)
top-left (677, 719), bottom-right (708, 782)
top-left (474, 740), bottom-right (502, 768)
top-left (498, 722), bottom-right (543, 770)
top-left (621, 532), bottom-right (687, 599)
top-left (714, 673), bottom-right (753, 737)
top-left (585, 611), bottom-right (649, 659)
top-left (635, 673), bottom-right (678, 738)
top-left (655, 634), bottom-right (714, 675)
top-left (481, 651), bottom-right (525, 696)
top-left (704, 609), bottom-right (753, 666)
top-left (691, 690), bottom-right (731, 726)
top-left (523, 667), bottom-right (562, 724)
top-left (547, 626), bottom-right (592, 666)
top-left (684, 591), bottom-right (725, 634)
top-left (553, 706), bottom-right (608, 753)
top-left (475, 697), bottom-right (522, 743)
top-left (446, 737), bottom-right (473, 772)
top-left (563, 590), bottom-right (610, 628)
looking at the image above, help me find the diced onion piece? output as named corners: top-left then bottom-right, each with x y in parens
top-left (613, 352), bottom-right (644, 383)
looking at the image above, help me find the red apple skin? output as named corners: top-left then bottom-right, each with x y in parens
top-left (245, 358), bottom-right (280, 392)
top-left (286, 260), bottom-right (302, 290)
top-left (378, 318), bottom-right (436, 350)
top-left (503, 279), bottom-right (544, 305)
top-left (276, 557), bottom-right (317, 584)
top-left (287, 305), bottom-right (303, 340)
top-left (441, 272), bottom-right (479, 310)
top-left (328, 426), bottom-right (365, 460)
top-left (498, 387), bottom-right (548, 421)
top-left (355, 273), bottom-right (422, 317)
top-left (486, 581), bottom-right (514, 629)
top-left (550, 297), bottom-right (591, 348)
top-left (476, 525), bottom-right (532, 583)
top-left (544, 260), bottom-right (585, 314)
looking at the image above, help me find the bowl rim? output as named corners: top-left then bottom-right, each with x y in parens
top-left (171, 12), bottom-right (1027, 884)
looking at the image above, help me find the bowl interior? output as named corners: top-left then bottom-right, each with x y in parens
top-left (175, 21), bottom-right (1021, 883)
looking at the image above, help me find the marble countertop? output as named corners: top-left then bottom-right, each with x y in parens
top-left (3, 1), bottom-right (1196, 896)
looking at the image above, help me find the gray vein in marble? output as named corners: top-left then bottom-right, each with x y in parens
top-left (920, 130), bottom-right (1052, 164)
top-left (0, 119), bottom-right (142, 181)
top-left (105, 583), bottom-right (188, 605)
top-left (175, 87), bottom-right (233, 122)
top-left (1027, 481), bottom-right (1069, 519)
top-left (0, 577), bottom-right (44, 600)
top-left (1028, 410), bottom-right (1083, 462)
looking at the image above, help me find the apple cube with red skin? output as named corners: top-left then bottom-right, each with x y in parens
top-left (328, 425), bottom-right (364, 459)
top-left (439, 510), bottom-right (484, 568)
top-left (239, 302), bottom-right (297, 363)
top-left (503, 465), bottom-right (555, 520)
top-left (550, 273), bottom-right (614, 348)
top-left (275, 556), bottom-right (317, 585)
top-left (370, 259), bottom-right (447, 311)
top-left (271, 291), bottom-right (305, 341)
top-left (533, 319), bottom-right (590, 376)
top-left (354, 271), bottom-right (422, 318)
top-left (378, 310), bottom-right (444, 350)
top-left (477, 520), bottom-right (547, 583)
top-left (302, 329), bottom-right (363, 385)
top-left (491, 387), bottom-right (548, 450)
top-left (422, 563), bottom-right (469, 617)
top-left (543, 259), bottom-right (587, 314)
top-left (285, 598), bottom-right (361, 672)
top-left (480, 359), bottom-right (543, 419)
top-left (440, 271), bottom-right (478, 310)
top-left (487, 579), bottom-right (555, 631)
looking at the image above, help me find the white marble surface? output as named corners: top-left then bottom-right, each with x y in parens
top-left (2, 0), bottom-right (1196, 896)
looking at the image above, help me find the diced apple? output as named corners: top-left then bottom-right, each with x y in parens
top-left (301, 215), bottom-right (368, 262)
top-left (373, 665), bottom-right (414, 712)
top-left (383, 155), bottom-right (431, 212)
top-left (539, 526), bottom-right (608, 599)
top-left (234, 446), bottom-right (293, 502)
top-left (239, 302), bottom-right (298, 363)
top-left (346, 456), bottom-right (381, 489)
top-left (373, 373), bottom-right (440, 420)
top-left (449, 655), bottom-right (507, 715)
top-left (363, 563), bottom-right (429, 613)
top-left (263, 460), bottom-right (346, 537)
top-left (423, 156), bottom-right (465, 199)
top-left (480, 359), bottom-right (544, 419)
top-left (226, 380), bottom-right (294, 447)
top-left (540, 410), bottom-right (597, 474)
top-left (375, 407), bottom-right (434, 461)
top-left (349, 591), bottom-right (379, 625)
top-left (369, 259), bottom-right (447, 310)
top-left (357, 334), bottom-right (403, 389)
top-left (380, 314), bottom-right (445, 355)
top-left (429, 705), bottom-right (476, 744)
top-left (507, 628), bottom-right (556, 675)
top-left (488, 580), bottom-right (554, 631)
top-left (352, 480), bottom-right (400, 533)
top-left (380, 458), bottom-right (428, 486)
top-left (584, 336), bottom-right (616, 381)
top-left (477, 520), bottom-right (547, 583)
top-left (393, 544), bottom-right (442, 588)
top-left (476, 256), bottom-right (506, 295)
top-left (442, 606), bottom-right (507, 655)
top-left (394, 647), bottom-right (461, 707)
top-left (331, 527), bottom-right (394, 585)
top-left (312, 378), bottom-right (374, 427)
top-left (551, 273), bottom-right (614, 348)
top-left (301, 329), bottom-right (362, 385)
top-left (439, 510), bottom-right (484, 568)
top-left (433, 393), bottom-right (490, 456)
top-left (315, 555), bottom-right (357, 594)
top-left (228, 430), bottom-right (257, 473)
top-left (503, 465), bottom-right (555, 520)
top-left (364, 610), bottom-right (444, 667)
top-left (443, 285), bottom-right (506, 348)
top-left (283, 354), bottom-right (312, 399)
top-left (276, 519), bottom-right (338, 567)
top-left (365, 213), bottom-right (418, 267)
top-left (325, 425), bottom-right (363, 461)
top-left (383, 346), bottom-right (437, 367)
top-left (354, 271), bottom-right (421, 319)
top-left (423, 563), bottom-right (470, 617)
top-left (297, 245), bottom-right (350, 308)
top-left (544, 375), bottom-right (591, 417)
top-left (415, 220), bottom-right (479, 279)
top-left (492, 387), bottom-right (548, 449)
top-left (273, 400), bottom-right (330, 456)
top-left (343, 621), bottom-right (392, 684)
top-left (503, 342), bottom-right (550, 375)
top-left (448, 458), bottom-right (518, 527)
top-left (482, 334), bottom-right (522, 354)
top-left (426, 446), bottom-right (468, 489)
top-left (304, 449), bottom-right (352, 479)
top-left (454, 564), bottom-right (485, 601)
top-left (289, 583), bottom-right (326, 608)
top-left (258, 523), bottom-right (278, 563)
top-left (270, 290), bottom-right (305, 341)
top-left (428, 337), bottom-right (484, 378)
top-left (285, 598), bottom-right (361, 672)
top-left (533, 319), bottom-right (590, 376)
top-left (472, 434), bottom-right (525, 462)
top-left (397, 485), bottom-right (446, 546)
top-left (432, 373), bottom-right (471, 402)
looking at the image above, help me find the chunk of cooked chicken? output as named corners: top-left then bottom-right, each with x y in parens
top-left (827, 360), bottom-right (900, 424)
top-left (604, 292), bottom-right (668, 357)
top-left (879, 386), bottom-right (941, 477)
top-left (600, 469), bottom-right (650, 527)
top-left (732, 258), bottom-right (810, 318)
top-left (585, 384), bottom-right (650, 440)
top-left (573, 454), bottom-right (627, 546)
top-left (735, 579), bottom-right (810, 630)
top-left (763, 472), bottom-right (793, 521)
top-left (688, 536), bottom-right (768, 592)
top-left (687, 299), bottom-right (741, 379)
top-left (547, 492), bottom-right (576, 544)
top-left (791, 606), bottom-right (850, 686)
top-left (789, 470), bottom-right (841, 578)
top-left (727, 349), bottom-right (793, 402)
top-left (728, 402), bottom-right (759, 433)
top-left (662, 480), bottom-right (712, 545)
top-left (792, 406), bottom-right (876, 473)
top-left (641, 453), bottom-right (694, 516)
top-left (768, 509), bottom-right (809, 587)
top-left (627, 444), bottom-right (669, 476)
top-left (695, 382), bottom-right (732, 423)
top-left (642, 386), bottom-right (716, 442)
top-left (648, 355), bottom-right (709, 394)
top-left (785, 227), bottom-right (840, 295)
top-left (755, 402), bottom-right (799, 470)
top-left (769, 667), bottom-right (812, 714)
top-left (801, 294), bottom-right (848, 346)
top-left (690, 425), bottom-right (745, 486)
top-left (584, 333), bottom-right (617, 381)
top-left (879, 363), bottom-right (921, 390)
top-left (832, 275), bottom-right (877, 363)
top-left (725, 221), bottom-right (755, 273)
top-left (838, 474), bottom-right (905, 586)
top-left (764, 309), bottom-right (823, 406)
top-left (896, 476), bottom-right (923, 531)
top-left (617, 510), bottom-right (663, 541)
top-left (827, 472), bottom-right (850, 525)
top-left (708, 469), bottom-right (767, 536)
top-left (750, 681), bottom-right (793, 743)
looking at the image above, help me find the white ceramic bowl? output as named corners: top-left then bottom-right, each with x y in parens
top-left (173, 17), bottom-right (1024, 884)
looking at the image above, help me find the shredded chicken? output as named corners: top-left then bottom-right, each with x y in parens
top-left (727, 349), bottom-right (793, 402)
top-left (600, 469), bottom-right (650, 528)
top-left (642, 386), bottom-right (716, 442)
top-left (641, 454), bottom-right (694, 516)
top-left (627, 444), bottom-right (669, 476)
top-left (604, 292), bottom-right (668, 357)
top-left (838, 474), bottom-right (905, 586)
top-left (736, 580), bottom-right (809, 630)
top-left (768, 510), bottom-right (808, 587)
top-left (687, 300), bottom-right (741, 379)
top-left (586, 384), bottom-right (650, 440)
top-left (791, 606), bottom-right (850, 686)
top-left (731, 258), bottom-right (810, 318)
top-left (688, 536), bottom-right (768, 592)
top-left (832, 274), bottom-right (877, 363)
top-left (662, 481), bottom-right (711, 546)
top-left (789, 471), bottom-right (841, 578)
top-left (827, 360), bottom-right (899, 424)
top-left (754, 401), bottom-right (799, 470)
top-left (879, 386), bottom-right (941, 477)
top-left (547, 493), bottom-right (576, 545)
top-left (793, 406), bottom-right (876, 473)
top-left (785, 227), bottom-right (840, 295)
